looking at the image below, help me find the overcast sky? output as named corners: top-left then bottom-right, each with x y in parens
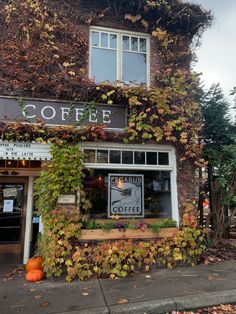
top-left (190, 0), bottom-right (236, 115)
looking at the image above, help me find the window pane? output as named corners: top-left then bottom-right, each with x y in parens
top-left (122, 151), bottom-right (133, 164)
top-left (110, 34), bottom-right (117, 49)
top-left (84, 170), bottom-right (172, 219)
top-left (97, 150), bottom-right (108, 163)
top-left (158, 152), bottom-right (169, 165)
top-left (101, 32), bottom-right (108, 48)
top-left (131, 37), bottom-right (138, 51)
top-left (30, 160), bottom-right (41, 168)
top-left (122, 36), bottom-right (130, 50)
top-left (84, 149), bottom-right (95, 163)
top-left (18, 160), bottom-right (29, 168)
top-left (6, 160), bottom-right (17, 168)
top-left (91, 48), bottom-right (117, 82)
top-left (110, 150), bottom-right (121, 163)
top-left (92, 31), bottom-right (99, 46)
top-left (134, 151), bottom-right (145, 164)
top-left (139, 38), bottom-right (147, 52)
top-left (0, 184), bottom-right (24, 243)
top-left (122, 52), bottom-right (147, 84)
top-left (147, 152), bottom-right (157, 165)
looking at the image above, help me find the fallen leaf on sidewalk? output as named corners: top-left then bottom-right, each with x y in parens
top-left (207, 275), bottom-right (215, 281)
top-left (81, 292), bottom-right (89, 296)
top-left (40, 301), bottom-right (49, 308)
top-left (4, 266), bottom-right (24, 278)
top-left (34, 295), bottom-right (42, 300)
top-left (116, 298), bottom-right (128, 304)
top-left (30, 289), bottom-right (35, 292)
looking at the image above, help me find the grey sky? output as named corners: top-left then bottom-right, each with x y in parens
top-left (190, 0), bottom-right (236, 111)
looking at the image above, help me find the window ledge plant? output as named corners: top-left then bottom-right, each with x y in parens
top-left (79, 218), bottom-right (178, 240)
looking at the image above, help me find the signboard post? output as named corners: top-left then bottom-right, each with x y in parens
top-left (108, 174), bottom-right (144, 218)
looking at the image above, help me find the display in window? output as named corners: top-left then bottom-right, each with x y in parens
top-left (84, 169), bottom-right (172, 219)
top-left (108, 174), bottom-right (144, 218)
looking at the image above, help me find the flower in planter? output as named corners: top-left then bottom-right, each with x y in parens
top-left (134, 221), bottom-right (149, 231)
top-left (114, 220), bottom-right (126, 231)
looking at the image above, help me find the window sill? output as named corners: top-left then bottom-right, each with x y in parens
top-left (79, 227), bottom-right (178, 241)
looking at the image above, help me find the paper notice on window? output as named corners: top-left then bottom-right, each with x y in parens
top-left (3, 188), bottom-right (17, 198)
top-left (3, 199), bottom-right (14, 212)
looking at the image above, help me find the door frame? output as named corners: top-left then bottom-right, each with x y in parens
top-left (0, 176), bottom-right (28, 264)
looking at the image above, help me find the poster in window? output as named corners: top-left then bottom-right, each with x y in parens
top-left (3, 199), bottom-right (14, 212)
top-left (108, 174), bottom-right (144, 218)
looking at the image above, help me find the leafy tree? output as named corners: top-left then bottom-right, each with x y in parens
top-left (200, 83), bottom-right (236, 242)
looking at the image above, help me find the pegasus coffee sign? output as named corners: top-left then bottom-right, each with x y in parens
top-left (0, 97), bottom-right (127, 129)
top-left (108, 174), bottom-right (144, 218)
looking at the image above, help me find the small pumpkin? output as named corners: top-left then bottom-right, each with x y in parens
top-left (25, 256), bottom-right (43, 273)
top-left (26, 269), bottom-right (44, 282)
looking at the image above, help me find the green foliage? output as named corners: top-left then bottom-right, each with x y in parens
top-left (38, 205), bottom-right (205, 281)
top-left (101, 221), bottom-right (115, 232)
top-left (149, 218), bottom-right (176, 234)
top-left (201, 83), bottom-right (234, 162)
top-left (200, 83), bottom-right (236, 241)
top-left (64, 225), bottom-right (206, 281)
top-left (37, 207), bottom-right (83, 277)
top-left (83, 220), bottom-right (101, 230)
top-left (82, 218), bottom-right (176, 232)
top-left (34, 143), bottom-right (91, 217)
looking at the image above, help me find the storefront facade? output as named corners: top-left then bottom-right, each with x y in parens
top-left (0, 0), bottom-right (211, 265)
top-left (0, 141), bottom-right (51, 264)
top-left (0, 97), bottom-right (179, 264)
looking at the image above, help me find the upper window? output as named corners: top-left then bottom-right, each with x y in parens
top-left (90, 27), bottom-right (150, 85)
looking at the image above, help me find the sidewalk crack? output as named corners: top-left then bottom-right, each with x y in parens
top-left (98, 279), bottom-right (111, 314)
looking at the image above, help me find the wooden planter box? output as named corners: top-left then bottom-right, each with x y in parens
top-left (80, 227), bottom-right (178, 241)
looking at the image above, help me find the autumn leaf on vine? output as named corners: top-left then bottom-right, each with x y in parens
top-left (124, 14), bottom-right (141, 23)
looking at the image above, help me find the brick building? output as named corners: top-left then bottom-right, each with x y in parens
top-left (0, 0), bottom-right (212, 264)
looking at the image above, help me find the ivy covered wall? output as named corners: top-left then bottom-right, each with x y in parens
top-left (0, 0), bottom-right (213, 216)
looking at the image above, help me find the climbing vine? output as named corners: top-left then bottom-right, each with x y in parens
top-left (0, 0), bottom-right (212, 164)
top-left (0, 0), bottom-right (213, 276)
top-left (34, 143), bottom-right (91, 216)
top-left (37, 203), bottom-right (207, 280)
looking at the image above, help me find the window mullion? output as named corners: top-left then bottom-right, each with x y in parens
top-left (118, 33), bottom-right (122, 81)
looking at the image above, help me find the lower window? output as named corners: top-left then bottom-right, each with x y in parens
top-left (84, 169), bottom-right (172, 219)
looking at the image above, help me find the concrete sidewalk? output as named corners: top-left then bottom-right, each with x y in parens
top-left (1, 260), bottom-right (236, 314)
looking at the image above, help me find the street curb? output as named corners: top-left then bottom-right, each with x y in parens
top-left (108, 289), bottom-right (236, 314)
top-left (109, 298), bottom-right (175, 314)
top-left (58, 306), bottom-right (109, 314)
top-left (174, 289), bottom-right (236, 311)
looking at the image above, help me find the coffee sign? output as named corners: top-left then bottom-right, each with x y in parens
top-left (0, 97), bottom-right (127, 130)
top-left (108, 174), bottom-right (144, 218)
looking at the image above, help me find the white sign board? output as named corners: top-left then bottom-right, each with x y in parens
top-left (3, 199), bottom-right (14, 212)
top-left (58, 194), bottom-right (76, 205)
top-left (3, 188), bottom-right (18, 198)
top-left (0, 141), bottom-right (51, 161)
top-left (108, 174), bottom-right (144, 218)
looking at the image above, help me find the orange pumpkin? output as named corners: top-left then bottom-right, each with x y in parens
top-left (26, 269), bottom-right (44, 282)
top-left (25, 256), bottom-right (43, 273)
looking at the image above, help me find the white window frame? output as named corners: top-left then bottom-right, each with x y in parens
top-left (80, 142), bottom-right (179, 225)
top-left (89, 26), bottom-right (150, 86)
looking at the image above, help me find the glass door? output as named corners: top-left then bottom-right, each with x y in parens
top-left (0, 177), bottom-right (27, 264)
